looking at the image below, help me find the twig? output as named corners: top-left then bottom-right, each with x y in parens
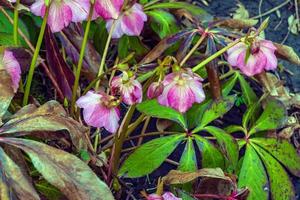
top-left (251, 0), bottom-right (290, 19)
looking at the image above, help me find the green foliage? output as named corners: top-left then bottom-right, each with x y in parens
top-left (178, 138), bottom-right (197, 172)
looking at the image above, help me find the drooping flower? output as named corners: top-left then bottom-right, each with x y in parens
top-left (147, 192), bottom-right (182, 200)
top-left (94, 0), bottom-right (123, 20)
top-left (227, 38), bottom-right (277, 76)
top-left (106, 3), bottom-right (147, 38)
top-left (30, 0), bottom-right (90, 33)
top-left (0, 50), bottom-right (21, 93)
top-left (76, 91), bottom-right (120, 133)
top-left (157, 70), bottom-right (205, 113)
top-left (147, 82), bottom-right (164, 99)
top-left (111, 73), bottom-right (142, 105)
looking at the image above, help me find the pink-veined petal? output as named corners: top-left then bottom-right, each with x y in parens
top-left (95, 0), bottom-right (123, 20)
top-left (3, 50), bottom-right (21, 93)
top-left (64, 0), bottom-right (90, 22)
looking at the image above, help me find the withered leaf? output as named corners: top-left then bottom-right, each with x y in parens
top-left (274, 43), bottom-right (300, 65)
top-left (0, 69), bottom-right (14, 124)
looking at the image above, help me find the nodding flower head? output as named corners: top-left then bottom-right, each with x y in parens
top-left (227, 38), bottom-right (277, 76)
top-left (76, 91), bottom-right (120, 133)
top-left (30, 0), bottom-right (90, 32)
top-left (0, 50), bottom-right (21, 93)
top-left (106, 3), bottom-right (147, 38)
top-left (111, 73), bottom-right (142, 105)
top-left (157, 70), bottom-right (205, 113)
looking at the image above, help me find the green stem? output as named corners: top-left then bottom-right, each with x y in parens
top-left (180, 31), bottom-right (207, 66)
top-left (13, 0), bottom-right (20, 45)
top-left (95, 21), bottom-right (116, 90)
top-left (70, 4), bottom-right (94, 115)
top-left (192, 38), bottom-right (241, 72)
top-left (22, 7), bottom-right (49, 106)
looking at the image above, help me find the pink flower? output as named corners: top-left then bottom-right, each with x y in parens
top-left (111, 74), bottom-right (142, 105)
top-left (147, 82), bottom-right (164, 99)
top-left (76, 91), bottom-right (120, 133)
top-left (106, 3), bottom-right (147, 38)
top-left (94, 0), bottom-right (123, 20)
top-left (157, 70), bottom-right (205, 113)
top-left (0, 50), bottom-right (21, 93)
top-left (30, 0), bottom-right (90, 33)
top-left (147, 192), bottom-right (182, 200)
top-left (227, 39), bottom-right (277, 76)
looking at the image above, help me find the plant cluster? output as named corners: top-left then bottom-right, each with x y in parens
top-left (0, 0), bottom-right (300, 199)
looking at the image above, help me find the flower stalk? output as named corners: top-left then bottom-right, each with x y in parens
top-left (13, 0), bottom-right (20, 45)
top-left (206, 59), bottom-right (221, 100)
top-left (71, 4), bottom-right (95, 115)
top-left (23, 6), bottom-right (49, 106)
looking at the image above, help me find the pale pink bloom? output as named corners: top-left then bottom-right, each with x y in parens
top-left (106, 3), bottom-right (147, 38)
top-left (30, 0), bottom-right (90, 33)
top-left (157, 70), bottom-right (205, 113)
top-left (76, 91), bottom-right (120, 133)
top-left (147, 192), bottom-right (181, 200)
top-left (94, 0), bottom-right (123, 20)
top-left (162, 192), bottom-right (182, 200)
top-left (227, 39), bottom-right (277, 76)
top-left (7, 0), bottom-right (16, 2)
top-left (111, 74), bottom-right (142, 105)
top-left (147, 82), bottom-right (164, 99)
top-left (0, 50), bottom-right (21, 93)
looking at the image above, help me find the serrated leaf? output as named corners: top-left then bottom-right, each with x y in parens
top-left (249, 99), bottom-right (287, 135)
top-left (252, 138), bottom-right (300, 177)
top-left (178, 138), bottom-right (197, 172)
top-left (194, 135), bottom-right (224, 169)
top-left (119, 134), bottom-right (185, 178)
top-left (0, 147), bottom-right (40, 200)
top-left (202, 126), bottom-right (239, 173)
top-left (1, 138), bottom-right (115, 200)
top-left (193, 95), bottom-right (236, 132)
top-left (137, 99), bottom-right (187, 129)
top-left (238, 144), bottom-right (268, 200)
top-left (253, 143), bottom-right (295, 200)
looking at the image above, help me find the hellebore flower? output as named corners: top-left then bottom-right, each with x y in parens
top-left (111, 74), bottom-right (142, 105)
top-left (0, 50), bottom-right (21, 93)
top-left (106, 3), bottom-right (147, 38)
top-left (147, 192), bottom-right (182, 200)
top-left (227, 39), bottom-right (277, 76)
top-left (157, 70), bottom-right (205, 113)
top-left (147, 82), bottom-right (164, 99)
top-left (76, 91), bottom-right (120, 133)
top-left (94, 0), bottom-right (123, 20)
top-left (30, 0), bottom-right (90, 32)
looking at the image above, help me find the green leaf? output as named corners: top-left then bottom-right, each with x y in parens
top-left (0, 70), bottom-right (14, 124)
top-left (253, 143), bottom-right (295, 200)
top-left (147, 10), bottom-right (178, 39)
top-left (202, 126), bottom-right (239, 173)
top-left (0, 147), bottom-right (40, 200)
top-left (2, 138), bottom-right (115, 200)
top-left (237, 73), bottom-right (258, 106)
top-left (193, 95), bottom-right (236, 132)
top-left (179, 138), bottom-right (197, 172)
top-left (119, 134), bottom-right (185, 178)
top-left (238, 144), bottom-right (268, 200)
top-left (0, 101), bottom-right (90, 151)
top-left (252, 138), bottom-right (300, 177)
top-left (137, 99), bottom-right (187, 129)
top-left (194, 135), bottom-right (224, 169)
top-left (118, 36), bottom-right (129, 59)
top-left (0, 32), bottom-right (15, 46)
top-left (222, 72), bottom-right (238, 96)
top-left (249, 99), bottom-right (287, 135)
top-left (186, 100), bottom-right (211, 130)
top-left (242, 101), bottom-right (261, 129)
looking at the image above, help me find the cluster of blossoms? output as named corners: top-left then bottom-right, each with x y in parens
top-left (0, 50), bottom-right (21, 93)
top-left (30, 0), bottom-right (147, 38)
top-left (227, 38), bottom-right (277, 76)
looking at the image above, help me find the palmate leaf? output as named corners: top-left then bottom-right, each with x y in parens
top-left (0, 101), bottom-right (90, 151)
top-left (252, 138), bottom-right (300, 177)
top-left (249, 99), bottom-right (287, 135)
top-left (202, 126), bottom-right (239, 173)
top-left (178, 138), bottom-right (197, 172)
top-left (238, 144), bottom-right (268, 200)
top-left (194, 135), bottom-right (224, 169)
top-left (0, 138), bottom-right (115, 200)
top-left (119, 134), bottom-right (185, 178)
top-left (252, 143), bottom-right (295, 200)
top-left (0, 147), bottom-right (40, 200)
top-left (237, 73), bottom-right (258, 107)
top-left (137, 99), bottom-right (187, 129)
